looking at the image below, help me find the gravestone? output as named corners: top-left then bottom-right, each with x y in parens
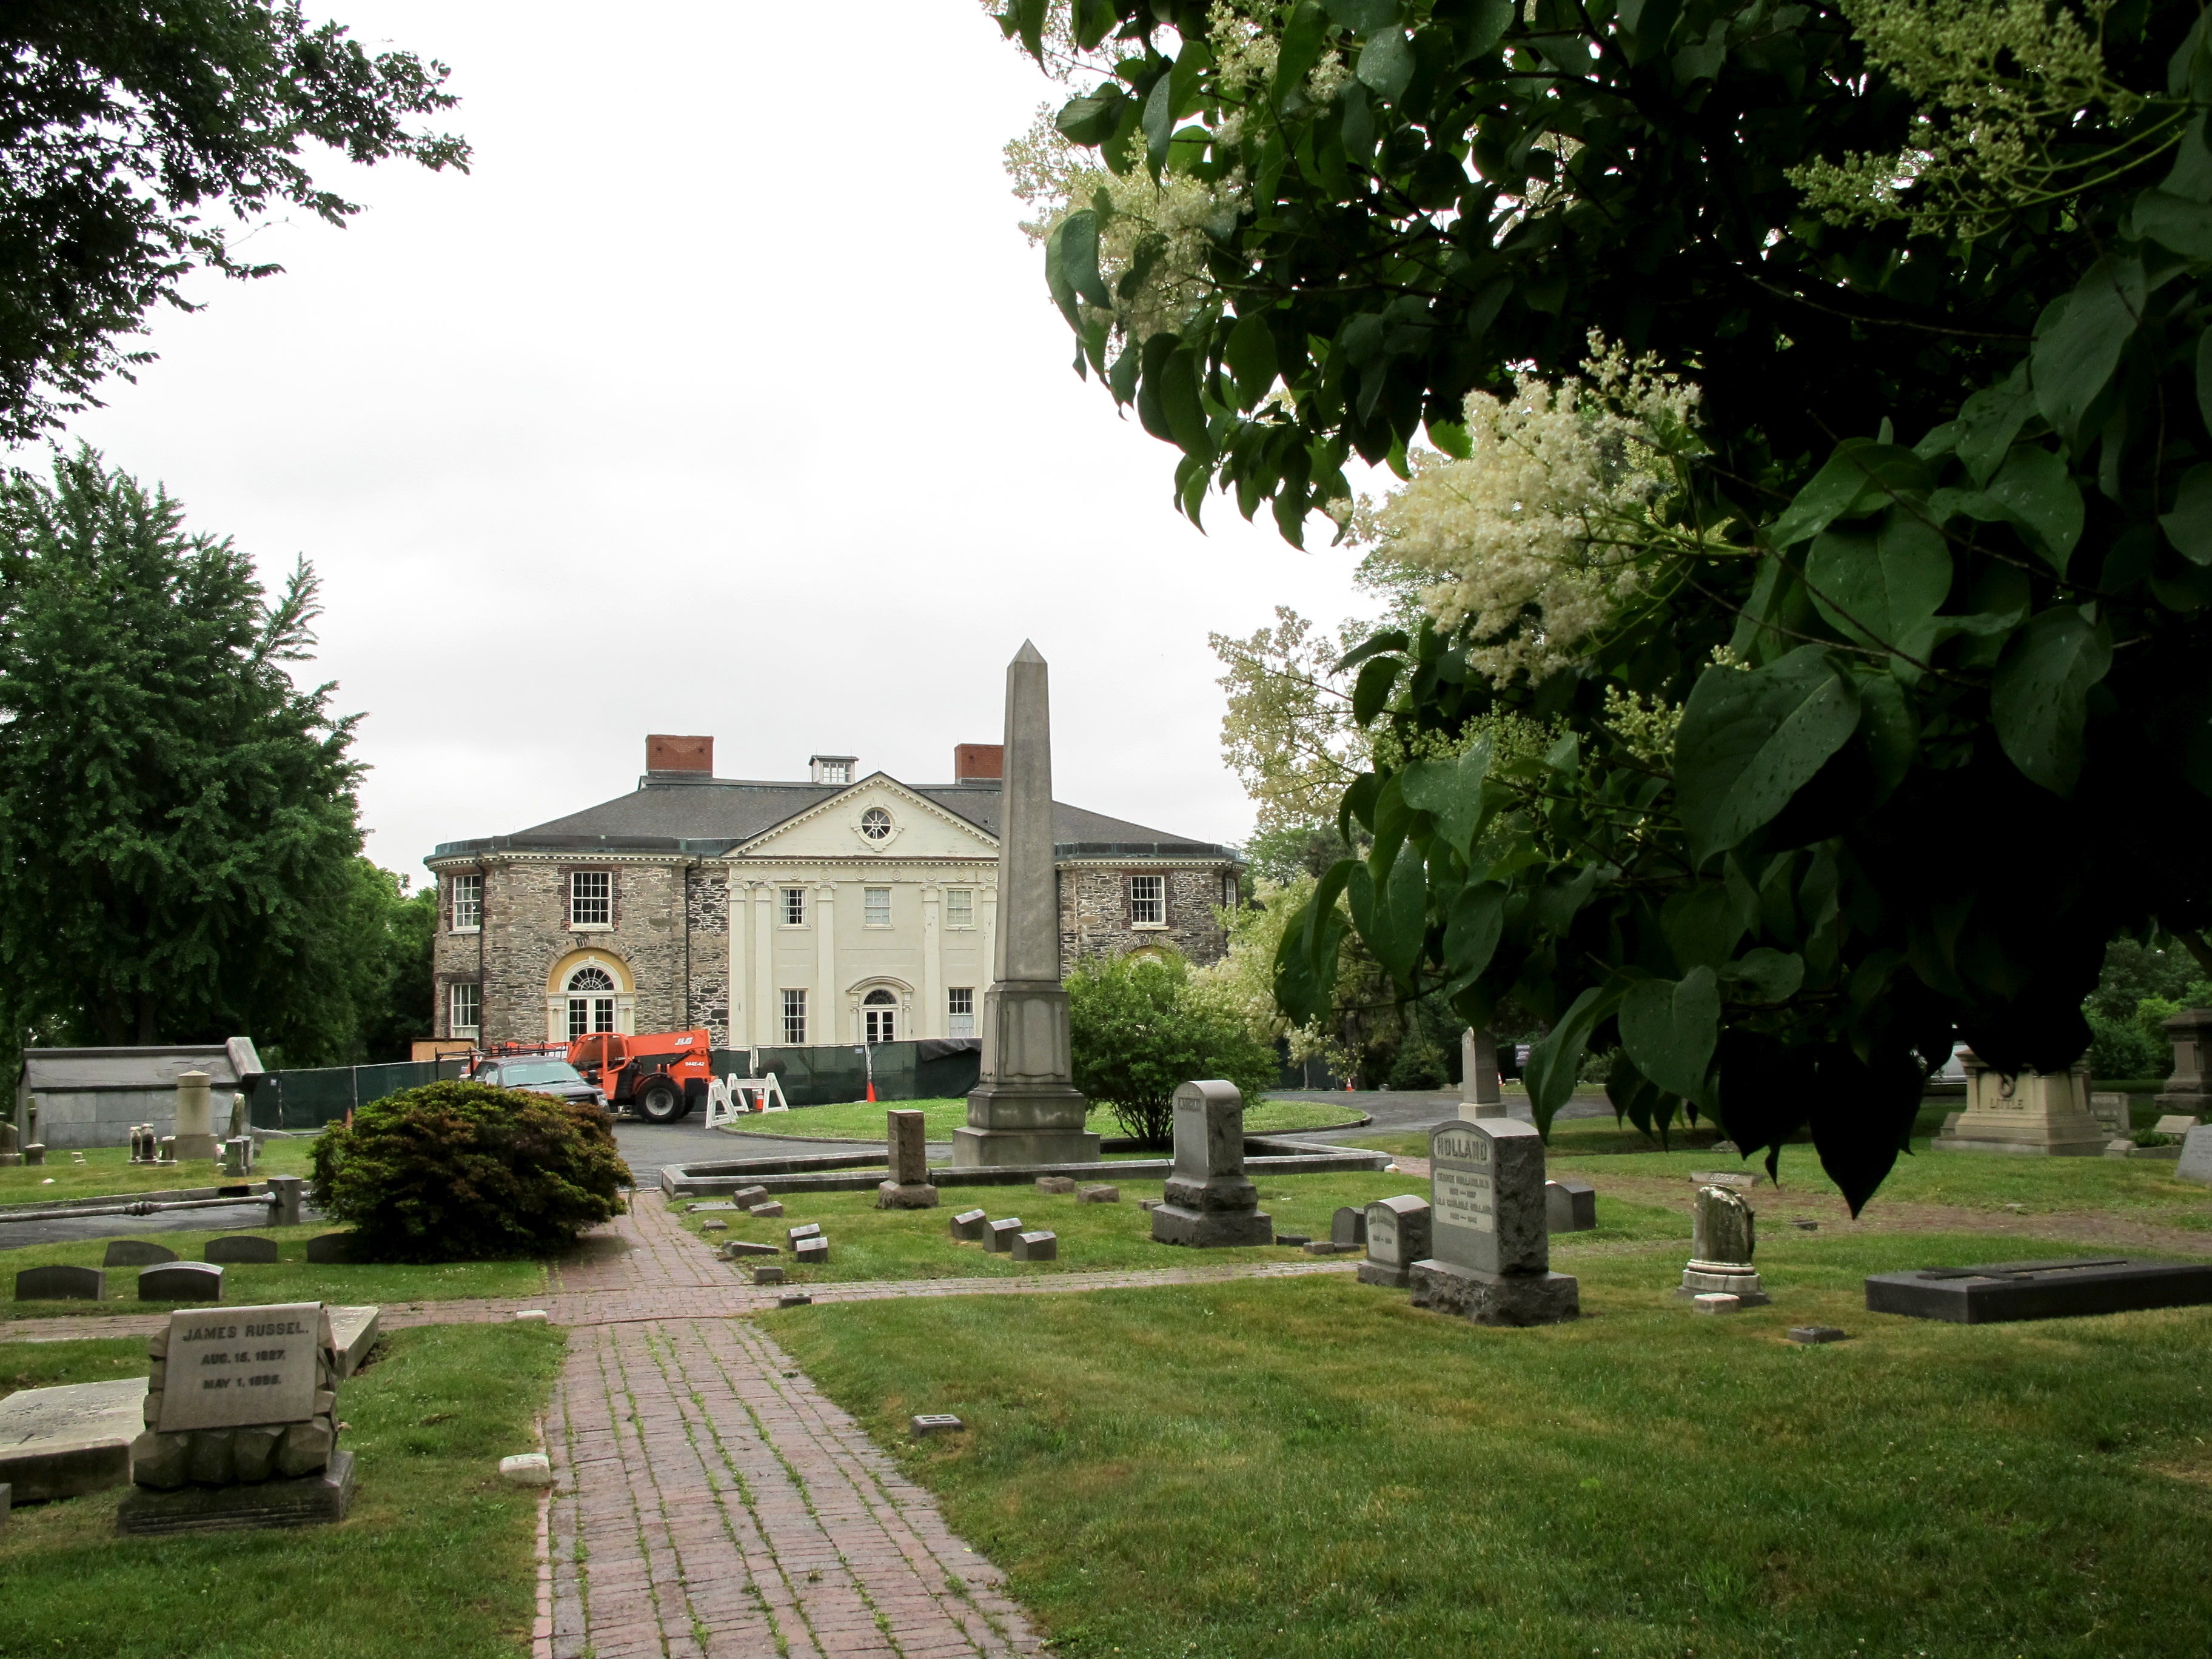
top-left (1150, 1080), bottom-right (1272, 1247)
top-left (722, 1239), bottom-right (779, 1259)
top-left (794, 1237), bottom-right (829, 1267)
top-left (205, 1236), bottom-right (280, 1265)
top-left (1678, 1185), bottom-right (1769, 1305)
top-left (327, 1306), bottom-right (381, 1378)
top-left (220, 1138), bottom-right (252, 1178)
top-left (948, 1208), bottom-right (989, 1241)
top-left (749, 1201), bottom-right (785, 1218)
top-left (1011, 1230), bottom-right (1058, 1261)
top-left (751, 1264), bottom-right (786, 1285)
top-left (156, 1136), bottom-right (176, 1165)
top-left (1358, 1195), bottom-right (1432, 1289)
top-left (877, 1109), bottom-right (939, 1210)
top-left (1931, 1053), bottom-right (2103, 1155)
top-left (2177, 1124), bottom-right (2212, 1184)
top-left (786, 1222), bottom-right (822, 1246)
top-left (1409, 1119), bottom-right (1579, 1325)
top-left (0, 1118), bottom-right (17, 1167)
top-left (2088, 1093), bottom-right (2133, 1138)
top-left (22, 1144), bottom-right (42, 1166)
top-left (105, 1239), bottom-right (176, 1268)
top-left (171, 1070), bottom-right (221, 1163)
top-left (2154, 1007), bottom-right (2212, 1120)
top-left (15, 1264), bottom-right (104, 1301)
top-left (2153, 1113), bottom-right (2202, 1137)
top-left (1078, 1185), bottom-right (1119, 1204)
top-left (1545, 1179), bottom-right (1597, 1232)
top-left (139, 1262), bottom-right (224, 1302)
top-left (951, 644), bottom-right (1102, 1168)
top-left (1331, 1205), bottom-right (1368, 1248)
top-left (1865, 1256), bottom-right (2212, 1323)
top-left (985, 1218), bottom-right (1023, 1252)
top-left (1694, 1293), bottom-right (1741, 1315)
top-left (267, 1176), bottom-right (304, 1227)
top-left (304, 1233), bottom-right (355, 1264)
top-left (119, 1302), bottom-right (354, 1532)
top-left (0, 1378), bottom-right (146, 1501)
top-left (1034, 1176), bottom-right (1077, 1194)
top-left (731, 1185), bottom-right (771, 1206)
top-left (700, 1219), bottom-right (727, 1232)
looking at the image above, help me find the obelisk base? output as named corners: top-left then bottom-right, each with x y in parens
top-left (951, 1084), bottom-right (1099, 1168)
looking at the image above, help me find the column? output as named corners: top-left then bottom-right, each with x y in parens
top-left (815, 883), bottom-right (837, 1046)
top-left (726, 871), bottom-right (748, 1051)
top-left (752, 884), bottom-right (774, 1048)
top-left (922, 883), bottom-right (942, 1039)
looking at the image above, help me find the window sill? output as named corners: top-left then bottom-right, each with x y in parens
top-left (568, 922), bottom-right (614, 933)
top-left (1131, 922), bottom-right (1171, 931)
top-left (449, 925), bottom-right (480, 936)
top-left (863, 923), bottom-right (894, 931)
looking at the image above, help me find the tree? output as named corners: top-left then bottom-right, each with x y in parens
top-left (337, 859), bottom-right (437, 1064)
top-left (999, 2), bottom-right (2212, 1208)
top-left (1068, 949), bottom-right (1281, 1142)
top-left (0, 447), bottom-right (368, 1064)
top-left (0, 2), bottom-right (467, 444)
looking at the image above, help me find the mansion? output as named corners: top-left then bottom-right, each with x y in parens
top-left (426, 735), bottom-right (1243, 1051)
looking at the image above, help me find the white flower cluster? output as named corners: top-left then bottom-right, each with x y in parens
top-left (1356, 337), bottom-right (1701, 682)
top-left (1209, 2), bottom-right (1349, 105)
top-left (1005, 108), bottom-right (1247, 346)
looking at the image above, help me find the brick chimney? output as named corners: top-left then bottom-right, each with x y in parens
top-left (954, 743), bottom-right (1003, 782)
top-left (646, 734), bottom-right (714, 776)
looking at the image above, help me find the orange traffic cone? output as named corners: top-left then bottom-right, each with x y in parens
top-left (866, 1079), bottom-right (877, 1102)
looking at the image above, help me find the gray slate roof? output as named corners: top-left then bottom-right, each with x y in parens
top-left (429, 774), bottom-right (1236, 862)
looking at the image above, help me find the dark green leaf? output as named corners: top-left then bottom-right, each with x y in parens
top-left (2199, 329), bottom-right (2212, 439)
top-left (1398, 737), bottom-right (1493, 854)
top-left (1619, 967), bottom-right (1720, 1103)
top-left (1953, 363), bottom-right (2033, 488)
top-left (1660, 883), bottom-right (1752, 972)
top-left (2031, 256), bottom-right (2145, 451)
top-left (1355, 28), bottom-right (1414, 100)
top-left (1442, 882), bottom-right (1506, 985)
top-left (2160, 463), bottom-right (2212, 565)
top-left (1224, 312), bottom-right (1278, 411)
top-left (1723, 948), bottom-right (1805, 1004)
top-left (1803, 506), bottom-right (1951, 655)
top-left (1056, 87), bottom-right (1125, 146)
top-left (1276, 2), bottom-right (1331, 99)
top-left (2127, 189), bottom-right (2212, 256)
top-left (1991, 607), bottom-right (2114, 796)
top-left (1985, 444), bottom-right (2083, 575)
top-left (1325, 0), bottom-right (1399, 30)
top-left (1352, 654), bottom-right (1401, 723)
top-left (1854, 670), bottom-right (1916, 803)
top-left (1768, 441), bottom-right (1932, 548)
top-left (1523, 985), bottom-right (1621, 1133)
top-left (1674, 646), bottom-right (1862, 864)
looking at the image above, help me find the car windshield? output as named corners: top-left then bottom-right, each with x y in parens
top-left (499, 1062), bottom-right (583, 1086)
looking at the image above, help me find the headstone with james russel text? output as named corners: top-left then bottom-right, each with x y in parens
top-left (156, 1304), bottom-right (321, 1432)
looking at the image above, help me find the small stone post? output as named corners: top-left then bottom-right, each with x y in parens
top-left (877, 1109), bottom-right (940, 1209)
top-left (267, 1176), bottom-right (306, 1227)
top-left (1461, 1030), bottom-right (1506, 1118)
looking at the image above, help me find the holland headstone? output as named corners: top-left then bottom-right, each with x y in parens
top-left (1409, 1118), bottom-right (1579, 1324)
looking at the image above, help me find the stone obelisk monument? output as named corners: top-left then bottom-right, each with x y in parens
top-left (951, 642), bottom-right (1102, 1168)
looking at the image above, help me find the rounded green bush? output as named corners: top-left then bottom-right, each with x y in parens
top-left (309, 1080), bottom-right (631, 1261)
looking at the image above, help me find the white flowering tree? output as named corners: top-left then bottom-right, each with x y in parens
top-left (995, 0), bottom-right (2212, 1210)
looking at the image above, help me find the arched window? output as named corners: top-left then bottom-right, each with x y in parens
top-left (862, 986), bottom-right (897, 1044)
top-left (566, 964), bottom-right (617, 1038)
top-left (860, 806), bottom-right (893, 842)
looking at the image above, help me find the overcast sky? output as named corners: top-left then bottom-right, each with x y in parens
top-left (48, 1), bottom-right (1377, 880)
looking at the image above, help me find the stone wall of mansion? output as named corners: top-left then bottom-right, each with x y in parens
top-left (426, 736), bottom-right (1241, 1050)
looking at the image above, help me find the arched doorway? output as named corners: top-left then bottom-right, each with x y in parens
top-left (862, 987), bottom-right (897, 1044)
top-left (543, 950), bottom-right (636, 1043)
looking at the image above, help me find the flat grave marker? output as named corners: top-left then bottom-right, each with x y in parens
top-left (1865, 1256), bottom-right (2212, 1324)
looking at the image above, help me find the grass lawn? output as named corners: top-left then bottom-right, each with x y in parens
top-left (0, 1139), bottom-right (318, 1206)
top-left (0, 1321), bottom-right (564, 1658)
top-left (711, 1096), bottom-right (1369, 1142)
top-left (770, 1230), bottom-right (2212, 1658)
top-left (1, 1223), bottom-right (549, 1321)
top-left (672, 1172), bottom-right (1690, 1286)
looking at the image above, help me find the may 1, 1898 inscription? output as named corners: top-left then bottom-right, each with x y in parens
top-left (156, 1303), bottom-right (321, 1432)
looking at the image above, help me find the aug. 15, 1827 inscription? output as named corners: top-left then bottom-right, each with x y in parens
top-left (156, 1303), bottom-right (321, 1432)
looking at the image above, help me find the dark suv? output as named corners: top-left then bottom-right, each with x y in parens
top-left (470, 1058), bottom-right (605, 1109)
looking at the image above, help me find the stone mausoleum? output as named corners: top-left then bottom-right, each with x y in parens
top-left (425, 736), bottom-right (1242, 1050)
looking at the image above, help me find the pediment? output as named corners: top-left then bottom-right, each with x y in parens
top-left (732, 774), bottom-right (997, 860)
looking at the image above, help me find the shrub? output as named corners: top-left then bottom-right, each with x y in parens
top-left (2086, 1012), bottom-right (2167, 1085)
top-left (309, 1081), bottom-right (630, 1261)
top-left (1067, 950), bottom-right (1281, 1146)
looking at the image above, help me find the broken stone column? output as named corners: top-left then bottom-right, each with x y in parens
top-left (1677, 1185), bottom-right (1771, 1306)
top-left (877, 1108), bottom-right (940, 1208)
top-left (951, 642), bottom-right (1101, 1169)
